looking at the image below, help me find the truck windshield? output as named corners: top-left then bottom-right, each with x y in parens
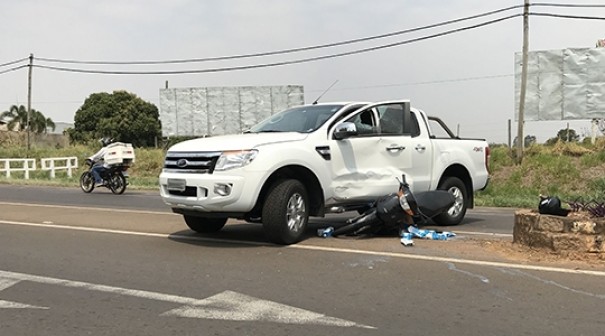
top-left (247, 104), bottom-right (344, 133)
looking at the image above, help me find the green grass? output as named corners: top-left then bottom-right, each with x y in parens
top-left (0, 144), bottom-right (162, 190)
top-left (476, 142), bottom-right (605, 207)
top-left (3, 141), bottom-right (605, 207)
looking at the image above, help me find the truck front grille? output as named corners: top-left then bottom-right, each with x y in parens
top-left (163, 151), bottom-right (221, 174)
top-left (168, 186), bottom-right (198, 197)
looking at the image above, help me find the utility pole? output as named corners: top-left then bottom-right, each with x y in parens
top-left (27, 53), bottom-right (33, 151)
top-left (508, 119), bottom-right (512, 148)
top-left (516, 0), bottom-right (530, 163)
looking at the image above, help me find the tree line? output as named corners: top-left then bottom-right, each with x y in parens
top-left (1, 90), bottom-right (161, 148)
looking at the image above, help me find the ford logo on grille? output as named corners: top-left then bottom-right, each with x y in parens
top-left (176, 159), bottom-right (188, 168)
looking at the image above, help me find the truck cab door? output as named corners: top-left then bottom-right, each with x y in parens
top-left (402, 110), bottom-right (433, 192)
top-left (375, 104), bottom-right (433, 192)
top-left (327, 101), bottom-right (423, 202)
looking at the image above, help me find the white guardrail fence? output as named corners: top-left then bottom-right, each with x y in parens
top-left (1, 157), bottom-right (78, 179)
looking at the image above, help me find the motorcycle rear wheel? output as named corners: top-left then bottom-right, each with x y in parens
top-left (80, 172), bottom-right (95, 193)
top-left (109, 173), bottom-right (127, 195)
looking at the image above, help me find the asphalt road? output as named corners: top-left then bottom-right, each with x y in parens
top-left (1, 185), bottom-right (604, 335)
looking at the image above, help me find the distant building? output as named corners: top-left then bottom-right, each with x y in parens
top-left (49, 122), bottom-right (73, 134)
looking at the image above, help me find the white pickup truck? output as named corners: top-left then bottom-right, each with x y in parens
top-left (159, 100), bottom-right (490, 244)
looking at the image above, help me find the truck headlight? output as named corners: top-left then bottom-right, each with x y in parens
top-left (215, 149), bottom-right (258, 171)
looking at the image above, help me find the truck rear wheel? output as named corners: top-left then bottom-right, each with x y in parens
top-left (434, 176), bottom-right (467, 226)
top-left (184, 215), bottom-right (227, 233)
top-left (262, 179), bottom-right (309, 245)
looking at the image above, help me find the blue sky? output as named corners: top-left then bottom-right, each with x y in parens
top-left (1, 0), bottom-right (604, 143)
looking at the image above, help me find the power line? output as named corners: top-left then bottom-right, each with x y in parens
top-left (308, 74), bottom-right (514, 92)
top-left (35, 5), bottom-right (525, 65)
top-left (32, 14), bottom-right (522, 75)
top-left (0, 65), bottom-right (28, 75)
top-left (0, 58), bottom-right (28, 68)
top-left (2, 4), bottom-right (604, 70)
top-left (3, 6), bottom-right (604, 79)
top-left (31, 3), bottom-right (605, 67)
top-left (532, 3), bottom-right (605, 9)
top-left (530, 12), bottom-right (605, 20)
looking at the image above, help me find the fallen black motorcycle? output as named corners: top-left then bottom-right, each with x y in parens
top-left (80, 159), bottom-right (129, 194)
top-left (321, 174), bottom-right (456, 237)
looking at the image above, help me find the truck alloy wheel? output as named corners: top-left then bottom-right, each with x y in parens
top-left (262, 179), bottom-right (309, 245)
top-left (434, 176), bottom-right (467, 226)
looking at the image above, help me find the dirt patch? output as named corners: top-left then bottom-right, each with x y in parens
top-left (399, 227), bottom-right (605, 271)
top-left (472, 237), bottom-right (605, 270)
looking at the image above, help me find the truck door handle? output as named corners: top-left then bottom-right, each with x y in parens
top-left (386, 145), bottom-right (406, 152)
top-left (415, 145), bottom-right (426, 151)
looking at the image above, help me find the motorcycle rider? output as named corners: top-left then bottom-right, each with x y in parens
top-left (88, 137), bottom-right (114, 186)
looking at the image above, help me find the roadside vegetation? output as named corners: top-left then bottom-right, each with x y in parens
top-left (478, 139), bottom-right (605, 208)
top-left (0, 144), bottom-right (164, 190)
top-left (3, 139), bottom-right (605, 209)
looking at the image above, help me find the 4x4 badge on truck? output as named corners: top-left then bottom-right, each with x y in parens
top-left (176, 159), bottom-right (189, 168)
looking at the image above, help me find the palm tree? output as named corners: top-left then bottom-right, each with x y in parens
top-left (30, 110), bottom-right (55, 133)
top-left (45, 117), bottom-right (56, 133)
top-left (0, 105), bottom-right (27, 131)
top-left (0, 105), bottom-right (55, 133)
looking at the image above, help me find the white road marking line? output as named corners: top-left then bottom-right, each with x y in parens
top-left (0, 277), bottom-right (49, 309)
top-left (0, 202), bottom-right (514, 236)
top-left (0, 201), bottom-right (176, 216)
top-left (0, 270), bottom-right (372, 328)
top-left (0, 300), bottom-right (47, 309)
top-left (0, 278), bottom-right (20, 291)
top-left (294, 244), bottom-right (605, 277)
top-left (453, 231), bottom-right (512, 237)
top-left (1, 219), bottom-right (605, 277)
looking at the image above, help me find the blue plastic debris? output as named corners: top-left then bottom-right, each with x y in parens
top-left (317, 227), bottom-right (334, 238)
top-left (407, 226), bottom-right (456, 241)
top-left (400, 232), bottom-right (414, 246)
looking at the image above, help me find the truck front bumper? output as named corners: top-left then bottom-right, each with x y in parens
top-left (159, 170), bottom-right (263, 213)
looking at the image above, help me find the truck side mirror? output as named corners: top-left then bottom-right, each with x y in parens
top-left (333, 122), bottom-right (358, 140)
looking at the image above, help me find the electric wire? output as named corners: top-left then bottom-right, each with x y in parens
top-left (2, 5), bottom-right (604, 78)
top-left (320, 74), bottom-right (514, 92)
top-left (35, 5), bottom-right (525, 65)
top-left (532, 3), bottom-right (605, 9)
top-left (32, 14), bottom-right (522, 75)
top-left (0, 65), bottom-right (28, 75)
top-left (0, 58), bottom-right (28, 68)
top-left (530, 12), bottom-right (605, 20)
top-left (31, 3), bottom-right (605, 66)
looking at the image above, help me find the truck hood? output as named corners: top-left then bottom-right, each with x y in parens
top-left (168, 132), bottom-right (309, 152)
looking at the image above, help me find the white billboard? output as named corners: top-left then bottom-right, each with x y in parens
top-left (159, 85), bottom-right (305, 137)
top-left (514, 47), bottom-right (605, 121)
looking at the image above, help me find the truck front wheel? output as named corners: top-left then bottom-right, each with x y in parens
top-left (184, 215), bottom-right (227, 233)
top-left (262, 179), bottom-right (309, 245)
top-left (434, 176), bottom-right (467, 226)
